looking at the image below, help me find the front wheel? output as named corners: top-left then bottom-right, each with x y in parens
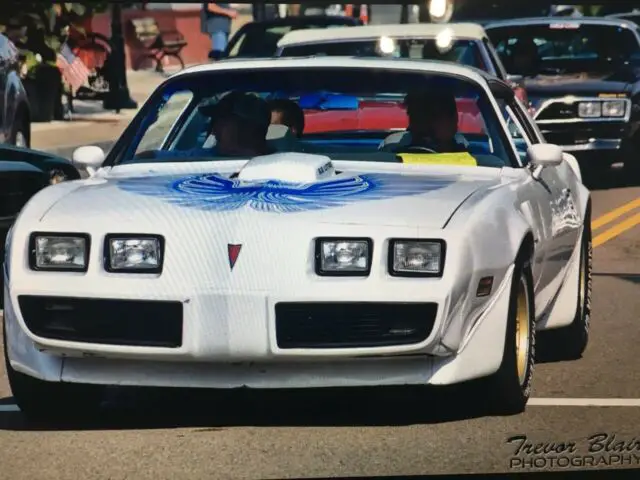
top-left (3, 320), bottom-right (105, 423)
top-left (481, 256), bottom-right (536, 415)
top-left (542, 220), bottom-right (593, 361)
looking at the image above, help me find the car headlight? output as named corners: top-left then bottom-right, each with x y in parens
top-left (389, 239), bottom-right (445, 277)
top-left (577, 101), bottom-right (601, 118)
top-left (105, 234), bottom-right (164, 273)
top-left (29, 233), bottom-right (90, 272)
top-left (315, 238), bottom-right (372, 276)
top-left (578, 100), bottom-right (627, 118)
top-left (49, 169), bottom-right (68, 185)
top-left (602, 100), bottom-right (626, 117)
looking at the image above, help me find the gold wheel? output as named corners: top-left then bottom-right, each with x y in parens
top-left (515, 275), bottom-right (531, 386)
top-left (578, 243), bottom-right (587, 310)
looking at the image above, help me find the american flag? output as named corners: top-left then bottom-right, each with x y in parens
top-left (56, 43), bottom-right (90, 95)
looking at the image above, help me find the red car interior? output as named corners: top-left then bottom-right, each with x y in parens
top-left (303, 98), bottom-right (486, 135)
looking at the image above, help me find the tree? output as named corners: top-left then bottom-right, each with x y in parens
top-left (0, 4), bottom-right (91, 121)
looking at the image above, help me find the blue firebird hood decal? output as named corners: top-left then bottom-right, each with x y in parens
top-left (116, 173), bottom-right (457, 214)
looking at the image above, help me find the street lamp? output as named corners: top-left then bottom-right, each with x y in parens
top-left (103, 3), bottom-right (138, 112)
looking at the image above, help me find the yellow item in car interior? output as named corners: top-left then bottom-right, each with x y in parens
top-left (397, 152), bottom-right (478, 166)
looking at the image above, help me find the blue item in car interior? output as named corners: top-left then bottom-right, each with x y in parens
top-left (298, 93), bottom-right (359, 110)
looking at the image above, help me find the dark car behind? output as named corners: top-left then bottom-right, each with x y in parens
top-left (222, 15), bottom-right (363, 59)
top-left (0, 33), bottom-right (30, 147)
top-left (485, 17), bottom-right (640, 180)
top-left (0, 145), bottom-right (81, 305)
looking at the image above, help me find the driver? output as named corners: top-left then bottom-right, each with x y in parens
top-left (207, 91), bottom-right (272, 156)
top-left (135, 91), bottom-right (272, 159)
top-left (510, 38), bottom-right (540, 77)
top-left (396, 89), bottom-right (468, 153)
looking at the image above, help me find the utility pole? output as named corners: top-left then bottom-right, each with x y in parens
top-left (400, 5), bottom-right (409, 23)
top-left (103, 3), bottom-right (138, 113)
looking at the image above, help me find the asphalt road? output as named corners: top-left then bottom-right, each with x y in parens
top-left (0, 165), bottom-right (639, 478)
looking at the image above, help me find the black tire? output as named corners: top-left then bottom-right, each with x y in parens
top-left (621, 134), bottom-right (640, 184)
top-left (8, 110), bottom-right (30, 148)
top-left (544, 220), bottom-right (593, 361)
top-left (483, 255), bottom-right (536, 415)
top-left (623, 157), bottom-right (640, 183)
top-left (3, 319), bottom-right (105, 423)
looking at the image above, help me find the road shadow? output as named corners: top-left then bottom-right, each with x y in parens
top-left (592, 272), bottom-right (640, 285)
top-left (581, 165), bottom-right (640, 191)
top-left (0, 383), bottom-right (521, 432)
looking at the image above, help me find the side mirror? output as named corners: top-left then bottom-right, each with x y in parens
top-left (72, 145), bottom-right (105, 176)
top-left (527, 143), bottom-right (563, 180)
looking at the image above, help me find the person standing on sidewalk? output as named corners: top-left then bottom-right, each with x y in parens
top-left (201, 3), bottom-right (238, 60)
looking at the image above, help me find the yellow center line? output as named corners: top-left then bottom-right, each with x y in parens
top-left (591, 197), bottom-right (640, 231)
top-left (593, 212), bottom-right (640, 248)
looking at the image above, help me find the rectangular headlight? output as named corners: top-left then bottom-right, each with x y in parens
top-left (315, 238), bottom-right (372, 276)
top-left (105, 234), bottom-right (164, 273)
top-left (578, 101), bottom-right (601, 118)
top-left (389, 239), bottom-right (445, 277)
top-left (602, 100), bottom-right (626, 117)
top-left (29, 233), bottom-right (90, 272)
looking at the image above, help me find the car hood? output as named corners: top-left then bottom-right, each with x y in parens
top-left (524, 70), bottom-right (633, 101)
top-left (37, 160), bottom-right (503, 231)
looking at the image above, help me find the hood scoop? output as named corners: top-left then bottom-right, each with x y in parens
top-left (237, 152), bottom-right (336, 184)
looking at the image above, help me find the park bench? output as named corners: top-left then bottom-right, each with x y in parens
top-left (129, 17), bottom-right (187, 73)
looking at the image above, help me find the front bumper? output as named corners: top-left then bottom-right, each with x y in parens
top-left (4, 265), bottom-right (515, 388)
top-left (538, 121), bottom-right (632, 166)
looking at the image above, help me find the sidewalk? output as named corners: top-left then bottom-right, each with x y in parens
top-left (31, 69), bottom-right (171, 157)
top-left (32, 11), bottom-right (254, 157)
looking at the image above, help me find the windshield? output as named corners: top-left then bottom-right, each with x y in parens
top-left (451, 5), bottom-right (550, 21)
top-left (113, 67), bottom-right (517, 169)
top-left (487, 24), bottom-right (640, 75)
top-left (279, 38), bottom-right (488, 70)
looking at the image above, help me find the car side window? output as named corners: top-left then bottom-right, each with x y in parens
top-left (226, 31), bottom-right (246, 57)
top-left (134, 91), bottom-right (194, 154)
top-left (235, 26), bottom-right (293, 57)
top-left (496, 97), bottom-right (537, 166)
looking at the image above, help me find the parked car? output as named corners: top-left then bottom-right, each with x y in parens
top-left (0, 33), bottom-right (30, 147)
top-left (5, 56), bottom-right (591, 421)
top-left (485, 16), bottom-right (640, 180)
top-left (276, 23), bottom-right (531, 130)
top-left (222, 15), bottom-right (362, 59)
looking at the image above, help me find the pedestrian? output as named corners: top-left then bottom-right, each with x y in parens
top-left (201, 2), bottom-right (238, 61)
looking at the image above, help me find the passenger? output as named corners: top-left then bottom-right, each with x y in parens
top-left (268, 98), bottom-right (305, 138)
top-left (397, 89), bottom-right (468, 153)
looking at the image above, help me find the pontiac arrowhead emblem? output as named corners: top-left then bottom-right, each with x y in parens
top-left (227, 244), bottom-right (242, 270)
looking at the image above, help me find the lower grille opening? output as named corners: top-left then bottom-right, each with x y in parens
top-left (18, 295), bottom-right (183, 348)
top-left (275, 302), bottom-right (438, 349)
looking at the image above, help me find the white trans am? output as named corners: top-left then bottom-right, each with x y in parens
top-left (3, 57), bottom-right (592, 420)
